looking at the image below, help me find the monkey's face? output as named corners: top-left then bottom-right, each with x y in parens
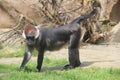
top-left (22, 24), bottom-right (40, 46)
top-left (26, 31), bottom-right (36, 46)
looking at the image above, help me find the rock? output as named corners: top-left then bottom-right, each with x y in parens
top-left (109, 22), bottom-right (120, 42)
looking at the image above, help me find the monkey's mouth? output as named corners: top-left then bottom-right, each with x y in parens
top-left (27, 43), bottom-right (34, 46)
top-left (27, 41), bottom-right (35, 46)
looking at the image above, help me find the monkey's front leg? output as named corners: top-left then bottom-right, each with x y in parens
top-left (20, 46), bottom-right (33, 70)
top-left (37, 48), bottom-right (44, 72)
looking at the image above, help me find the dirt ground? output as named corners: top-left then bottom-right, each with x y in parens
top-left (0, 43), bottom-right (120, 68)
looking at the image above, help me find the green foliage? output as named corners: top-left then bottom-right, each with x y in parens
top-left (0, 44), bottom-right (3, 50)
top-left (0, 46), bottom-right (38, 58)
top-left (0, 47), bottom-right (24, 58)
top-left (87, 0), bottom-right (94, 2)
top-left (0, 59), bottom-right (120, 80)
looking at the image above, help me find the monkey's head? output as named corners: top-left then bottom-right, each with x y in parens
top-left (22, 24), bottom-right (39, 46)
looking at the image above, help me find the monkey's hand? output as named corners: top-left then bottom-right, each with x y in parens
top-left (18, 65), bottom-right (25, 71)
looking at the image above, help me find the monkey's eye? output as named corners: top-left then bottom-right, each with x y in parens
top-left (26, 36), bottom-right (35, 40)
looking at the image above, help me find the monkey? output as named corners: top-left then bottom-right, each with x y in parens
top-left (20, 9), bottom-right (97, 72)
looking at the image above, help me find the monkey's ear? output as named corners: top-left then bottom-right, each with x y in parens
top-left (35, 26), bottom-right (39, 39)
top-left (22, 30), bottom-right (26, 39)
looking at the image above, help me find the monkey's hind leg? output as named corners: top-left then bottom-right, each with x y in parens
top-left (63, 31), bottom-right (81, 70)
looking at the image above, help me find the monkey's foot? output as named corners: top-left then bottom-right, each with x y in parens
top-left (36, 66), bottom-right (41, 72)
top-left (62, 64), bottom-right (74, 70)
top-left (75, 62), bottom-right (81, 67)
top-left (62, 62), bottom-right (81, 70)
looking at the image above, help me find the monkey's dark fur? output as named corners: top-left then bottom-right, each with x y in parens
top-left (20, 9), bottom-right (97, 72)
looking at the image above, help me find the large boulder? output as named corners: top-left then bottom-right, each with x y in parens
top-left (109, 22), bottom-right (120, 42)
top-left (0, 0), bottom-right (41, 28)
top-left (109, 0), bottom-right (120, 22)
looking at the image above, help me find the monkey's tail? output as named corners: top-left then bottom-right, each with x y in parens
top-left (70, 8), bottom-right (97, 24)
